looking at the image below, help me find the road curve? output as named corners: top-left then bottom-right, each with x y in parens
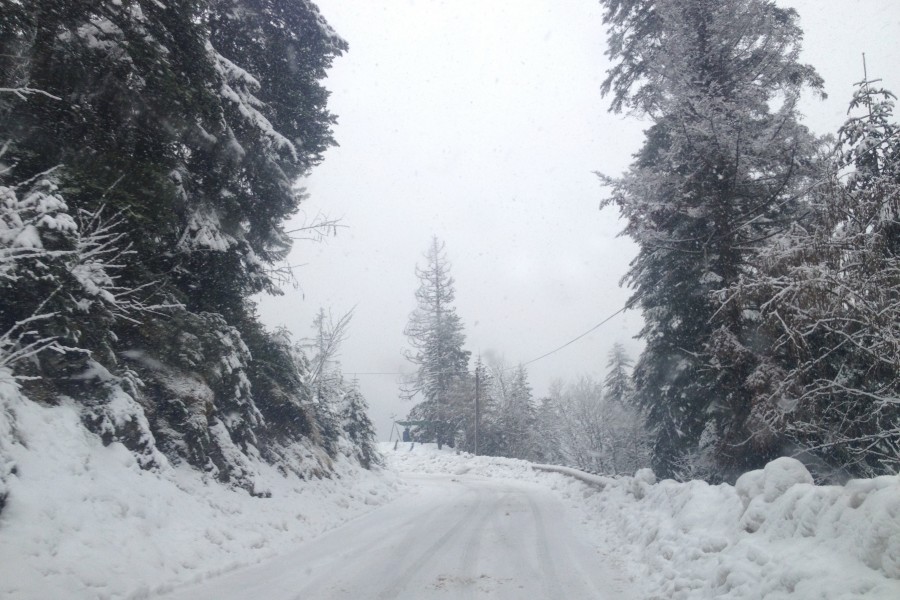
top-left (157, 473), bottom-right (627, 599)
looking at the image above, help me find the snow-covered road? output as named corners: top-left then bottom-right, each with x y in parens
top-left (158, 473), bottom-right (627, 599)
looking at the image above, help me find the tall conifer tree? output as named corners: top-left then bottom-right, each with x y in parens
top-left (404, 237), bottom-right (470, 447)
top-left (598, 0), bottom-right (822, 479)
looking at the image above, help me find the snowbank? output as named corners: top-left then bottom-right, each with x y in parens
top-left (384, 443), bottom-right (900, 599)
top-left (0, 377), bottom-right (397, 600)
top-left (381, 441), bottom-right (538, 480)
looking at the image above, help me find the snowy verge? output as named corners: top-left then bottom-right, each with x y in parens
top-left (0, 374), bottom-right (398, 600)
top-left (383, 443), bottom-right (900, 599)
top-left (380, 441), bottom-right (537, 480)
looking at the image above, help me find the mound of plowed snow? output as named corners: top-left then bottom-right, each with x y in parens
top-left (383, 442), bottom-right (900, 599)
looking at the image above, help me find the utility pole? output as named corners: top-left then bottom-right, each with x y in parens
top-left (860, 53), bottom-right (883, 172)
top-left (474, 366), bottom-right (480, 456)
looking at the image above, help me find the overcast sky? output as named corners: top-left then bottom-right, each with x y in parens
top-left (259, 0), bottom-right (900, 439)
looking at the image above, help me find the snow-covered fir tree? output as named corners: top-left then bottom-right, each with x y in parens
top-left (464, 355), bottom-right (505, 456)
top-left (303, 308), bottom-right (379, 469)
top-left (598, 0), bottom-right (822, 480)
top-left (531, 387), bottom-right (566, 465)
top-left (338, 384), bottom-right (380, 469)
top-left (494, 364), bottom-right (537, 460)
top-left (603, 343), bottom-right (633, 405)
top-left (0, 0), bottom-right (364, 492)
top-left (600, 344), bottom-right (649, 475)
top-left (403, 237), bottom-right (471, 448)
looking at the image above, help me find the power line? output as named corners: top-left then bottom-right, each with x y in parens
top-left (520, 305), bottom-right (629, 367)
top-left (345, 371), bottom-right (423, 376)
top-left (343, 371), bottom-right (411, 376)
top-left (344, 303), bottom-right (630, 376)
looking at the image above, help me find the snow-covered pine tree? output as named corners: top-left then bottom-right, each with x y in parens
top-left (238, 322), bottom-right (325, 476)
top-left (403, 237), bottom-right (471, 448)
top-left (1, 0), bottom-right (348, 488)
top-left (603, 342), bottom-right (633, 405)
top-left (479, 358), bottom-right (538, 460)
top-left (532, 390), bottom-right (565, 465)
top-left (300, 308), bottom-right (380, 470)
top-left (499, 364), bottom-right (537, 460)
top-left (597, 0), bottom-right (822, 480)
top-left (176, 0), bottom-right (348, 320)
top-left (600, 343), bottom-right (649, 475)
top-left (338, 383), bottom-right (380, 470)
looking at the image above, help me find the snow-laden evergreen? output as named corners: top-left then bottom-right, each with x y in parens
top-left (598, 0), bottom-right (824, 479)
top-left (403, 236), bottom-right (471, 448)
top-left (723, 81), bottom-right (900, 479)
top-left (303, 308), bottom-right (379, 469)
top-left (0, 0), bottom-right (373, 497)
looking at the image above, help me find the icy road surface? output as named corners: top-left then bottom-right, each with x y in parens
top-left (159, 473), bottom-right (627, 599)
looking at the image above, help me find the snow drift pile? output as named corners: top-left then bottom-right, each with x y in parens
top-left (387, 443), bottom-right (900, 599)
top-left (382, 441), bottom-right (538, 480)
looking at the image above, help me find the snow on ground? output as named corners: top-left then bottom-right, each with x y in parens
top-left (2, 380), bottom-right (898, 600)
top-left (155, 470), bottom-right (636, 599)
top-left (386, 442), bottom-right (900, 600)
top-left (0, 377), bottom-right (398, 600)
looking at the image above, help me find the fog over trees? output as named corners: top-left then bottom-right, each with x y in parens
top-left (401, 0), bottom-right (898, 483)
top-left (402, 240), bottom-right (650, 474)
top-left (1, 0), bottom-right (896, 512)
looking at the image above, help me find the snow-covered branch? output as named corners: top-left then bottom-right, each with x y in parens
top-left (0, 87), bottom-right (61, 101)
top-left (1, 177), bottom-right (178, 373)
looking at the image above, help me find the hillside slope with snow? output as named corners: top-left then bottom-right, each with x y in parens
top-left (387, 443), bottom-right (900, 599)
top-left (0, 376), bottom-right (397, 600)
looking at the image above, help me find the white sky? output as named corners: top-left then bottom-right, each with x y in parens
top-left (259, 0), bottom-right (900, 439)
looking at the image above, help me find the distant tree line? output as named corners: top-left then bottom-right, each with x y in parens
top-left (402, 237), bottom-right (649, 473)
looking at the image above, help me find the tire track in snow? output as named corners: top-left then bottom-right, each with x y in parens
top-left (526, 493), bottom-right (562, 599)
top-left (375, 492), bottom-right (484, 599)
top-left (457, 488), bottom-right (507, 599)
top-left (289, 484), bottom-right (470, 599)
top-left (156, 475), bottom-right (627, 600)
top-left (528, 488), bottom-right (606, 599)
